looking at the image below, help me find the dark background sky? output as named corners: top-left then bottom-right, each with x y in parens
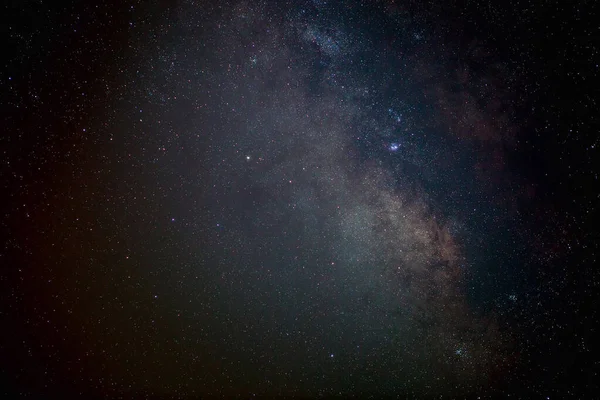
top-left (2, 0), bottom-right (598, 398)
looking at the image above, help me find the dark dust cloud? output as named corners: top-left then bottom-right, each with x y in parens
top-left (2, 0), bottom-right (598, 398)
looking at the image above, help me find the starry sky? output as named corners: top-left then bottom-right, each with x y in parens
top-left (2, 0), bottom-right (599, 398)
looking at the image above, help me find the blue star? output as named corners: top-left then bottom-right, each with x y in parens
top-left (389, 143), bottom-right (400, 152)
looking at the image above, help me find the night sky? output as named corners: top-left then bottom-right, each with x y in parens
top-left (2, 0), bottom-right (599, 398)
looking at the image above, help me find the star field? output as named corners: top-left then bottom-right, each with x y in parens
top-left (2, 0), bottom-right (599, 398)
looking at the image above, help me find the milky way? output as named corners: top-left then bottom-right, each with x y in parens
top-left (4, 0), bottom-right (598, 398)
top-left (118, 1), bottom-right (514, 395)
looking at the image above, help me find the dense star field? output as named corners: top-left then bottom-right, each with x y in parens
top-left (2, 0), bottom-right (598, 398)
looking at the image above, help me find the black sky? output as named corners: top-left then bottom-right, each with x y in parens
top-left (2, 0), bottom-right (599, 398)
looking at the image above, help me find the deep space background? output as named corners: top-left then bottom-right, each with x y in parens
top-left (1, 0), bottom-right (599, 398)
